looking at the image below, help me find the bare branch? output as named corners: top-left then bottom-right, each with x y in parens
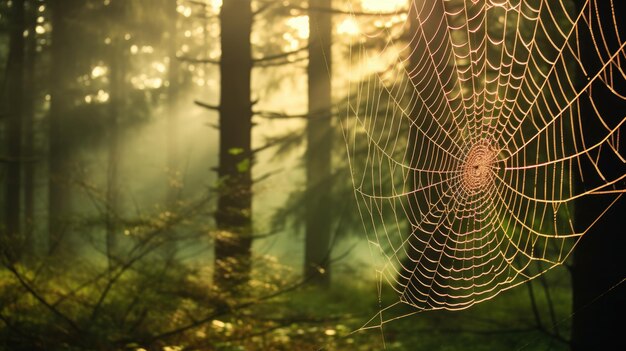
top-left (3, 265), bottom-right (82, 334)
top-left (253, 45), bottom-right (308, 63)
top-left (138, 276), bottom-right (313, 345)
top-left (256, 56), bottom-right (308, 68)
top-left (180, 48), bottom-right (308, 67)
top-left (177, 55), bottom-right (220, 65)
top-left (252, 1), bottom-right (276, 16)
top-left (285, 5), bottom-right (407, 17)
top-left (194, 100), bottom-right (220, 111)
top-left (254, 109), bottom-right (334, 120)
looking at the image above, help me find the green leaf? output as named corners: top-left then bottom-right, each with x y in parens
top-left (228, 147), bottom-right (244, 156)
top-left (237, 158), bottom-right (250, 173)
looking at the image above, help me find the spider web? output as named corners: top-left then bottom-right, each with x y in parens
top-left (342, 0), bottom-right (626, 325)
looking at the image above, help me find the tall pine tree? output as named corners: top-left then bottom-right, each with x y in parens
top-left (214, 0), bottom-right (254, 291)
top-left (305, 0), bottom-right (333, 285)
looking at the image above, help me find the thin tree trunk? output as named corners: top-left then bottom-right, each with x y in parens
top-left (166, 0), bottom-right (181, 207)
top-left (571, 1), bottom-right (626, 350)
top-left (214, 0), bottom-right (254, 291)
top-left (3, 0), bottom-right (25, 262)
top-left (161, 0), bottom-right (181, 260)
top-left (305, 0), bottom-right (333, 285)
top-left (48, 0), bottom-right (76, 255)
top-left (536, 262), bottom-right (560, 338)
top-left (106, 40), bottom-right (124, 268)
top-left (22, 0), bottom-right (38, 257)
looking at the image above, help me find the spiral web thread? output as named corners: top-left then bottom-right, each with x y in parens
top-left (342, 0), bottom-right (626, 325)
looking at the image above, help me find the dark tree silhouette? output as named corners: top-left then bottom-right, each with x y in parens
top-left (48, 0), bottom-right (80, 255)
top-left (22, 0), bottom-right (38, 256)
top-left (305, 0), bottom-right (333, 285)
top-left (214, 0), bottom-right (254, 290)
top-left (166, 0), bottom-right (181, 209)
top-left (571, 1), bottom-right (626, 350)
top-left (160, 0), bottom-right (182, 261)
top-left (104, 0), bottom-right (128, 267)
top-left (3, 0), bottom-right (25, 262)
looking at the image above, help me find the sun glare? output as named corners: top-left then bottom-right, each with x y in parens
top-left (337, 18), bottom-right (360, 36)
top-left (209, 0), bottom-right (222, 11)
top-left (361, 0), bottom-right (407, 12)
top-left (286, 16), bottom-right (310, 39)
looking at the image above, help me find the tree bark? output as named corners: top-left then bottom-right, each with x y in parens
top-left (48, 0), bottom-right (77, 255)
top-left (159, 0), bottom-right (181, 260)
top-left (166, 0), bottom-right (181, 208)
top-left (305, 0), bottom-right (333, 285)
top-left (22, 0), bottom-right (38, 257)
top-left (571, 1), bottom-right (626, 350)
top-left (106, 39), bottom-right (125, 268)
top-left (3, 0), bottom-right (25, 262)
top-left (214, 0), bottom-right (254, 291)
top-left (104, 0), bottom-right (130, 269)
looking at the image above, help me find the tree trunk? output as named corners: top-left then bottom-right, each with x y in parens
top-left (159, 0), bottom-right (181, 260)
top-left (166, 0), bottom-right (181, 208)
top-left (305, 0), bottom-right (333, 285)
top-left (571, 1), bottom-right (626, 350)
top-left (3, 0), bottom-right (25, 262)
top-left (48, 0), bottom-right (77, 255)
top-left (214, 0), bottom-right (254, 291)
top-left (104, 0), bottom-right (130, 269)
top-left (106, 39), bottom-right (125, 268)
top-left (22, 0), bottom-right (38, 257)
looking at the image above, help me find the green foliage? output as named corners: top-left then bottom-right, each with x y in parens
top-left (0, 253), bottom-right (370, 350)
top-left (236, 158), bottom-right (250, 173)
top-left (228, 148), bottom-right (245, 156)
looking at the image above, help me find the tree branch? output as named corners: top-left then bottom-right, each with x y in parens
top-left (177, 55), bottom-right (220, 65)
top-left (255, 55), bottom-right (308, 68)
top-left (284, 4), bottom-right (407, 17)
top-left (138, 277), bottom-right (311, 345)
top-left (3, 264), bottom-right (82, 334)
top-left (253, 45), bottom-right (308, 63)
top-left (180, 46), bottom-right (308, 67)
top-left (194, 100), bottom-right (220, 111)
